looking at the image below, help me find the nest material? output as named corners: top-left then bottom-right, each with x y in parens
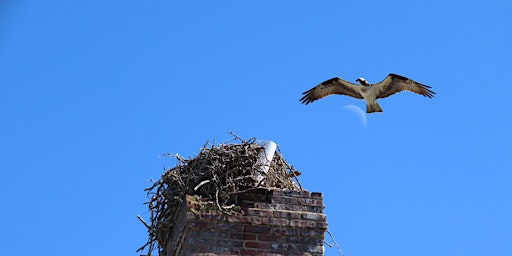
top-left (137, 134), bottom-right (302, 256)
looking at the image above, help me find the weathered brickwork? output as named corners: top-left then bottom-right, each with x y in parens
top-left (165, 189), bottom-right (328, 256)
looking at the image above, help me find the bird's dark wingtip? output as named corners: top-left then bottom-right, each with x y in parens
top-left (300, 90), bottom-right (315, 104)
top-left (301, 88), bottom-right (314, 95)
top-left (420, 83), bottom-right (436, 98)
top-left (426, 88), bottom-right (436, 98)
top-left (300, 98), bottom-right (312, 105)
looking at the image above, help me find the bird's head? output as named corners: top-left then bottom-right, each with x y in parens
top-left (356, 77), bottom-right (370, 86)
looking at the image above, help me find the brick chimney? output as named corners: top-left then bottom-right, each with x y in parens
top-left (137, 137), bottom-right (329, 256)
top-left (165, 188), bottom-right (328, 256)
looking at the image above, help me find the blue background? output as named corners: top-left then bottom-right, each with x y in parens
top-left (1, 1), bottom-right (511, 255)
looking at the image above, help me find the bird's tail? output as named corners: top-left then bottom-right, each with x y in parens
top-left (366, 101), bottom-right (383, 113)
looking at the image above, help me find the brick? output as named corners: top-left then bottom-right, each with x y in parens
top-left (258, 253), bottom-right (283, 256)
top-left (251, 216), bottom-right (270, 225)
top-left (310, 192), bottom-right (322, 198)
top-left (244, 241), bottom-right (271, 249)
top-left (268, 227), bottom-right (299, 236)
top-left (190, 221), bottom-right (216, 230)
top-left (268, 204), bottom-right (324, 213)
top-left (245, 225), bottom-right (271, 233)
top-left (226, 215), bottom-right (252, 223)
top-left (270, 189), bottom-right (287, 196)
top-left (191, 244), bottom-right (229, 253)
top-left (314, 221), bottom-right (328, 229)
top-left (300, 228), bottom-right (326, 237)
top-left (273, 210), bottom-right (301, 219)
top-left (186, 211), bottom-right (197, 220)
top-left (217, 239), bottom-right (244, 248)
top-left (199, 212), bottom-right (223, 220)
top-left (307, 245), bottom-right (324, 254)
top-left (286, 236), bottom-right (323, 245)
top-left (269, 218), bottom-right (289, 226)
top-left (229, 249), bottom-right (241, 255)
top-left (229, 232), bottom-right (244, 240)
top-left (270, 242), bottom-right (294, 251)
top-left (254, 203), bottom-right (272, 209)
top-left (247, 208), bottom-right (274, 217)
top-left (258, 234), bottom-right (283, 242)
top-left (301, 213), bottom-right (326, 221)
top-left (209, 246), bottom-right (231, 253)
top-left (269, 203), bottom-right (289, 211)
top-left (286, 236), bottom-right (309, 244)
top-left (188, 236), bottom-right (214, 244)
top-left (238, 249), bottom-right (258, 255)
top-left (273, 189), bottom-right (312, 198)
top-left (289, 219), bottom-right (308, 228)
top-left (297, 198), bottom-right (323, 207)
top-left (271, 196), bottom-right (298, 205)
top-left (199, 231), bottom-right (229, 239)
top-left (217, 223), bottom-right (244, 232)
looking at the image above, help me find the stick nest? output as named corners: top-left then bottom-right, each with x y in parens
top-left (137, 134), bottom-right (302, 256)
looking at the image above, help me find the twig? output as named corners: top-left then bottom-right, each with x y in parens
top-left (193, 179), bottom-right (210, 191)
top-left (227, 131), bottom-right (246, 143)
top-left (325, 229), bottom-right (344, 256)
top-left (137, 215), bottom-right (151, 230)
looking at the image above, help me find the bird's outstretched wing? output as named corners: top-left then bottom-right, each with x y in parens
top-left (300, 77), bottom-right (363, 105)
top-left (374, 74), bottom-right (436, 99)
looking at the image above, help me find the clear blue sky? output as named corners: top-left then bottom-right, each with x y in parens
top-left (1, 1), bottom-right (511, 255)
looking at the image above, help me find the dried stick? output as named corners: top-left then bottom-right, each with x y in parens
top-left (325, 229), bottom-right (344, 256)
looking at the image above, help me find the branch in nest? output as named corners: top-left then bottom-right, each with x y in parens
top-left (137, 215), bottom-right (151, 230)
top-left (325, 230), bottom-right (344, 256)
top-left (193, 179), bottom-right (211, 191)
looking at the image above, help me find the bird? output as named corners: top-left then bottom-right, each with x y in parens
top-left (300, 73), bottom-right (435, 113)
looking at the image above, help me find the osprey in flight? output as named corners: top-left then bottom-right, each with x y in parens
top-left (300, 73), bottom-right (435, 113)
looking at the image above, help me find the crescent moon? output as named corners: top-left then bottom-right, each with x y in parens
top-left (342, 104), bottom-right (367, 127)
